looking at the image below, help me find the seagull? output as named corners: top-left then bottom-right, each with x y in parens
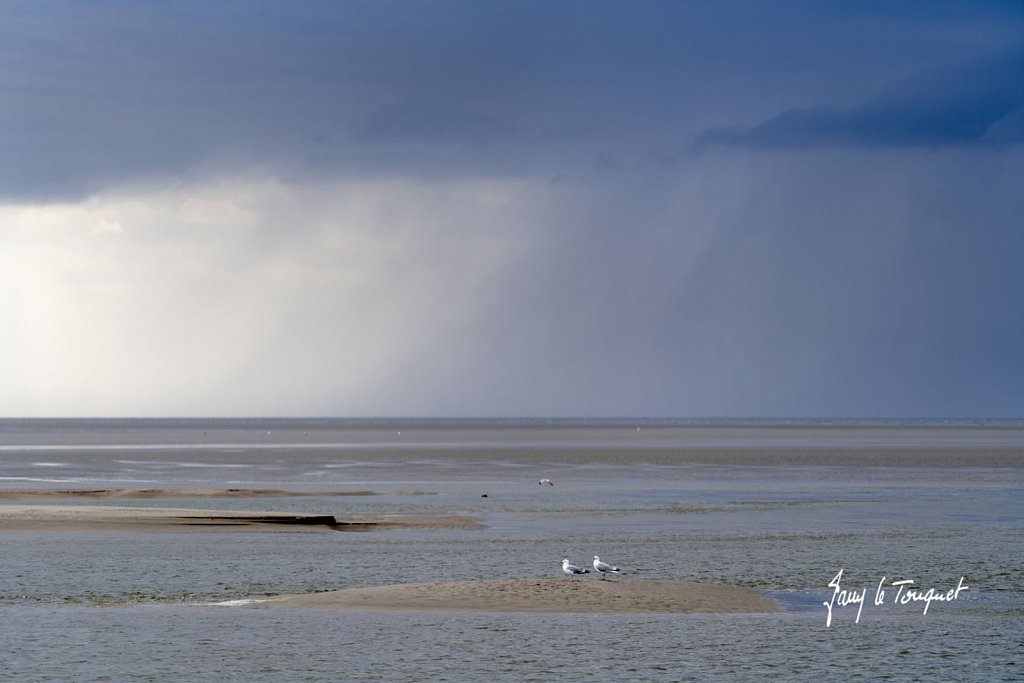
top-left (539, 478), bottom-right (554, 486)
top-left (561, 559), bottom-right (588, 577)
top-left (593, 555), bottom-right (621, 579)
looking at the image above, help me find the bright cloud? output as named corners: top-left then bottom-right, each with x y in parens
top-left (0, 175), bottom-right (542, 415)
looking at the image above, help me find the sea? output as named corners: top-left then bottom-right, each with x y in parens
top-left (1, 418), bottom-right (1021, 682)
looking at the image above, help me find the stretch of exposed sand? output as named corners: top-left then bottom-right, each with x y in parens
top-left (0, 488), bottom-right (434, 499)
top-left (0, 504), bottom-right (481, 532)
top-left (263, 578), bottom-right (782, 614)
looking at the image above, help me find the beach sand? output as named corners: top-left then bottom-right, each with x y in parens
top-left (0, 504), bottom-right (482, 532)
top-left (264, 578), bottom-right (782, 614)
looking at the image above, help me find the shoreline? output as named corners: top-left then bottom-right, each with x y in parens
top-left (2, 447), bottom-right (1020, 469)
top-left (3, 421), bottom-right (1022, 469)
top-left (262, 578), bottom-right (783, 614)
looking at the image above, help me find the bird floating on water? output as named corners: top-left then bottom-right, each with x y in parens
top-left (593, 555), bottom-right (621, 579)
top-left (561, 559), bottom-right (588, 577)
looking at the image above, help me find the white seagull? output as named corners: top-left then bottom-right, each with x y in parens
top-left (593, 555), bottom-right (621, 579)
top-left (539, 478), bottom-right (554, 486)
top-left (561, 559), bottom-right (588, 577)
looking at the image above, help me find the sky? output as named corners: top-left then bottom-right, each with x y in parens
top-left (2, 0), bottom-right (1023, 418)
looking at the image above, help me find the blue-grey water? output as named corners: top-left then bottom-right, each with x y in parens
top-left (1, 419), bottom-right (1022, 681)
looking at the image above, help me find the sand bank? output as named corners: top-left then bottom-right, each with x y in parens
top-left (0, 504), bottom-right (481, 532)
top-left (265, 578), bottom-right (781, 614)
top-left (0, 488), bottom-right (435, 499)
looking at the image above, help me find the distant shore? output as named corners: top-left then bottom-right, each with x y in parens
top-left (262, 578), bottom-right (783, 614)
top-left (3, 419), bottom-right (1022, 468)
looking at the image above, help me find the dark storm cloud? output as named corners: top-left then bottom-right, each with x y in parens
top-left (0, 1), bottom-right (576, 197)
top-left (8, 0), bottom-right (1017, 199)
top-left (695, 51), bottom-right (1024, 150)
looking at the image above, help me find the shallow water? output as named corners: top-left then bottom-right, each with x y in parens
top-left (5, 605), bottom-right (1020, 683)
top-left (1, 419), bottom-right (1022, 681)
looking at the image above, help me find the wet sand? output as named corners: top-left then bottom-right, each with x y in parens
top-left (264, 578), bottom-right (782, 614)
top-left (0, 488), bottom-right (434, 499)
top-left (0, 504), bottom-right (482, 532)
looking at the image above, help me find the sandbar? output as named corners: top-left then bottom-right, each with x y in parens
top-left (0, 488), bottom-right (435, 499)
top-left (0, 504), bottom-right (482, 532)
top-left (264, 578), bottom-right (782, 614)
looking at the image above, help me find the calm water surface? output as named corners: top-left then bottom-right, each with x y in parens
top-left (1, 419), bottom-right (1021, 681)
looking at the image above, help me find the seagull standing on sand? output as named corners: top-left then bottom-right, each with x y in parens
top-left (593, 555), bottom-right (621, 579)
top-left (561, 559), bottom-right (588, 577)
